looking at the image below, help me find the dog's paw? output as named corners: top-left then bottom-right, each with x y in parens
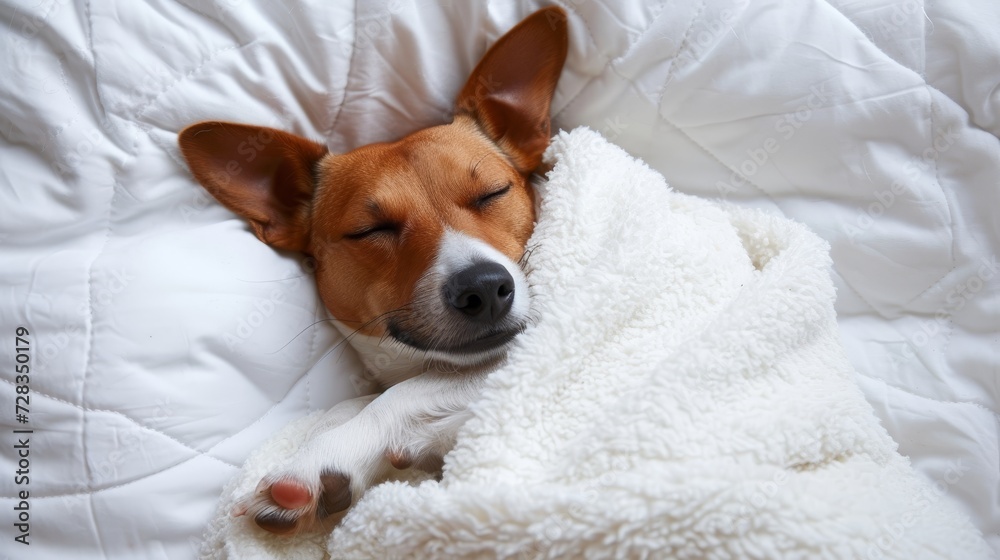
top-left (232, 469), bottom-right (354, 535)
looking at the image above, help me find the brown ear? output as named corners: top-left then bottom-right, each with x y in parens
top-left (178, 121), bottom-right (327, 253)
top-left (456, 6), bottom-right (568, 174)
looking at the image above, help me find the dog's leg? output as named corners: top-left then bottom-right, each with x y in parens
top-left (230, 394), bottom-right (375, 533)
top-left (237, 369), bottom-right (487, 535)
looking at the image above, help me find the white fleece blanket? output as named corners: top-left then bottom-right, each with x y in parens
top-left (4, 2), bottom-right (998, 558)
top-left (204, 127), bottom-right (991, 559)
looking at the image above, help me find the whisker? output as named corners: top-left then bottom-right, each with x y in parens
top-left (270, 316), bottom-right (339, 354)
top-left (236, 274), bottom-right (311, 284)
top-left (283, 304), bottom-right (413, 366)
top-left (518, 243), bottom-right (540, 273)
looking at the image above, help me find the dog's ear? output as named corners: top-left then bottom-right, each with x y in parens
top-left (178, 122), bottom-right (327, 253)
top-left (455, 6), bottom-right (568, 174)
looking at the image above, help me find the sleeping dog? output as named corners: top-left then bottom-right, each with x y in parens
top-left (179, 7), bottom-right (568, 534)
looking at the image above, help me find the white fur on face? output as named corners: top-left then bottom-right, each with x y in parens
top-left (432, 228), bottom-right (531, 323)
top-left (336, 228), bottom-right (532, 386)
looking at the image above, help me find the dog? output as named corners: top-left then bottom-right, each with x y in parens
top-left (178, 7), bottom-right (568, 535)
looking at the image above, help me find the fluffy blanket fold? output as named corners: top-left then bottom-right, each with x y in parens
top-left (204, 127), bottom-right (991, 559)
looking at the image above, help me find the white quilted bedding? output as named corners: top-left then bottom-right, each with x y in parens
top-left (1, 1), bottom-right (996, 558)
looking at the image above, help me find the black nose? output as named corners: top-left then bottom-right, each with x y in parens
top-left (445, 262), bottom-right (515, 323)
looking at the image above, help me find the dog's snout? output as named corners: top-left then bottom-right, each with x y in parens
top-left (445, 262), bottom-right (515, 323)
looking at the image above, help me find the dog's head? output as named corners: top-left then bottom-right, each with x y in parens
top-left (179, 7), bottom-right (567, 368)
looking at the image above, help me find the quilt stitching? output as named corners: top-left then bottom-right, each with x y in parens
top-left (829, 269), bottom-right (890, 321)
top-left (555, 0), bottom-right (601, 56)
top-left (322, 0), bottom-right (358, 142)
top-left (650, 103), bottom-right (772, 200)
top-left (897, 90), bottom-right (958, 351)
top-left (133, 41), bottom-right (260, 121)
top-left (547, 0), bottom-right (607, 117)
top-left (81, 2), bottom-right (116, 552)
top-left (554, 0), bottom-right (668, 120)
top-left (823, 268), bottom-right (961, 406)
top-left (0, 456), bottom-right (237, 501)
top-left (305, 305), bottom-right (324, 413)
top-left (0, 376), bottom-right (241, 470)
top-left (655, 0), bottom-right (706, 106)
top-left (857, 371), bottom-right (999, 418)
top-left (146, 125), bottom-right (189, 170)
top-left (816, 1), bottom-right (961, 316)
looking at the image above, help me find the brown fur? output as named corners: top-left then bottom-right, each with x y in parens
top-left (179, 7), bottom-right (567, 342)
top-left (178, 7), bottom-right (568, 535)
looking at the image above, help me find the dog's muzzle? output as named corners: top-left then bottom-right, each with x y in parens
top-left (386, 230), bottom-right (530, 364)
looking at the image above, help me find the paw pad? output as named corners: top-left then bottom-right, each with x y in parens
top-left (269, 478), bottom-right (313, 510)
top-left (318, 471), bottom-right (353, 517)
top-left (254, 510), bottom-right (300, 535)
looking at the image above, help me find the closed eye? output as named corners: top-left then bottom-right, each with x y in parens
top-left (344, 223), bottom-right (398, 241)
top-left (473, 183), bottom-right (512, 209)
